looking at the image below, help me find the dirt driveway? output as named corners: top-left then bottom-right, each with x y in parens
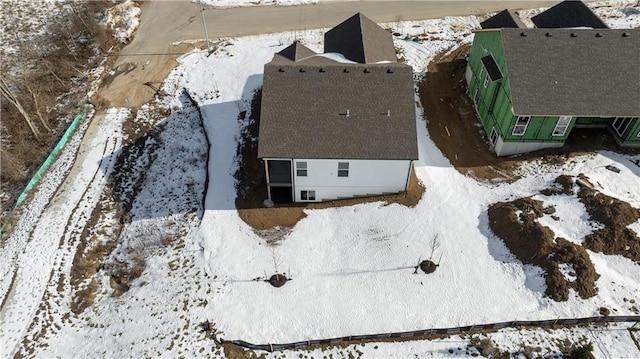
top-left (99, 0), bottom-right (561, 108)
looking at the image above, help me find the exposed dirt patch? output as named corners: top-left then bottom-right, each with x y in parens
top-left (419, 45), bottom-right (640, 183)
top-left (235, 89), bottom-right (426, 231)
top-left (541, 175), bottom-right (575, 196)
top-left (419, 260), bottom-right (439, 274)
top-left (578, 181), bottom-right (640, 264)
top-left (488, 197), bottom-right (599, 301)
top-left (489, 174), bottom-right (640, 301)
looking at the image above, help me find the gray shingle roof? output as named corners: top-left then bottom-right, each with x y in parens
top-left (532, 0), bottom-right (608, 29)
top-left (501, 28), bottom-right (640, 117)
top-left (257, 60), bottom-right (417, 160)
top-left (275, 41), bottom-right (316, 62)
top-left (480, 9), bottom-right (526, 29)
top-left (324, 13), bottom-right (396, 64)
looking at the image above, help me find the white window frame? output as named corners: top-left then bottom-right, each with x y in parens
top-left (612, 117), bottom-right (632, 137)
top-left (473, 88), bottom-right (480, 106)
top-left (490, 127), bottom-right (498, 146)
top-left (552, 116), bottom-right (572, 136)
top-left (478, 66), bottom-right (484, 82)
top-left (296, 161), bottom-right (307, 177)
top-left (483, 74), bottom-right (489, 88)
top-left (300, 190), bottom-right (315, 201)
top-left (337, 162), bottom-right (349, 177)
top-left (512, 116), bottom-right (531, 136)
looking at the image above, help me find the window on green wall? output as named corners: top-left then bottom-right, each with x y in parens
top-left (553, 116), bottom-right (572, 136)
top-left (512, 116), bottom-right (531, 136)
top-left (490, 127), bottom-right (498, 146)
top-left (483, 75), bottom-right (489, 88)
top-left (613, 117), bottom-right (633, 136)
top-left (478, 67), bottom-right (484, 81)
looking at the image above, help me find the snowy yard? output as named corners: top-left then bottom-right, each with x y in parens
top-left (169, 0), bottom-right (640, 348)
top-left (1, 0), bottom-right (640, 357)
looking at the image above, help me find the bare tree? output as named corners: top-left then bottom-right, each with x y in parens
top-left (0, 77), bottom-right (41, 140)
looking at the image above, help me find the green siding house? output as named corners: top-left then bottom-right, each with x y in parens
top-left (466, 28), bottom-right (640, 156)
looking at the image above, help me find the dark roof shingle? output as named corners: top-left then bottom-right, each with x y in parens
top-left (258, 61), bottom-right (417, 160)
top-left (480, 9), bottom-right (526, 29)
top-left (532, 1), bottom-right (608, 29)
top-left (324, 13), bottom-right (396, 64)
top-left (275, 41), bottom-right (316, 62)
top-left (501, 28), bottom-right (639, 116)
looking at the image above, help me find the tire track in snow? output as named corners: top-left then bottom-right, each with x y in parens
top-left (0, 110), bottom-right (126, 358)
top-left (18, 135), bottom-right (121, 354)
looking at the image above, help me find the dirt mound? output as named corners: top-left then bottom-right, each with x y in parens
top-left (541, 175), bottom-right (575, 196)
top-left (488, 197), bottom-right (599, 301)
top-left (579, 184), bottom-right (640, 263)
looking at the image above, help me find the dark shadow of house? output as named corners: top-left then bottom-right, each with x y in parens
top-left (99, 89), bottom-right (209, 222)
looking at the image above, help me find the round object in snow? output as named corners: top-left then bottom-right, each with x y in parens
top-left (263, 199), bottom-right (274, 208)
top-left (268, 273), bottom-right (288, 287)
top-left (420, 260), bottom-right (438, 274)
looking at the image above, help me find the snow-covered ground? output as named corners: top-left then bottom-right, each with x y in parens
top-left (1, 0), bottom-right (639, 357)
top-left (180, 2), bottom-right (640, 346)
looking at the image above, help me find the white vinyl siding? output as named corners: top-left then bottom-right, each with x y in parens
top-left (512, 116), bottom-right (531, 136)
top-left (293, 159), bottom-right (412, 202)
top-left (552, 116), bottom-right (572, 136)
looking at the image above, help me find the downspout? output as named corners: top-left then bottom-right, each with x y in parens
top-left (404, 161), bottom-right (413, 192)
top-left (290, 158), bottom-right (295, 202)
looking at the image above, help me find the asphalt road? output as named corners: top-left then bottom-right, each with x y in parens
top-left (100, 0), bottom-right (561, 107)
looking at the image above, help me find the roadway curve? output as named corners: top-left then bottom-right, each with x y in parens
top-left (99, 0), bottom-right (561, 107)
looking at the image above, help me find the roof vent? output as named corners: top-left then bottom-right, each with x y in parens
top-left (343, 68), bottom-right (350, 73)
top-left (345, 109), bottom-right (350, 117)
top-left (364, 68), bottom-right (371, 73)
top-left (622, 32), bottom-right (630, 37)
top-left (387, 69), bottom-right (394, 74)
top-left (299, 68), bottom-right (306, 72)
top-left (545, 32), bottom-right (553, 37)
top-left (278, 68), bottom-right (285, 72)
top-left (520, 32), bottom-right (527, 37)
top-left (570, 33), bottom-right (577, 37)
top-left (384, 110), bottom-right (391, 117)
top-left (319, 68), bottom-right (325, 73)
top-left (596, 32), bottom-right (603, 37)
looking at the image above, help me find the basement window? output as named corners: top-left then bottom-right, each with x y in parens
top-left (301, 190), bottom-right (315, 201)
top-left (296, 161), bottom-right (307, 177)
top-left (512, 116), bottom-right (531, 136)
top-left (613, 117), bottom-right (633, 136)
top-left (490, 127), bottom-right (498, 146)
top-left (337, 162), bottom-right (349, 177)
top-left (552, 116), bottom-right (572, 136)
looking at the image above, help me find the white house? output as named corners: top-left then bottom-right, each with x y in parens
top-left (257, 13), bottom-right (418, 203)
